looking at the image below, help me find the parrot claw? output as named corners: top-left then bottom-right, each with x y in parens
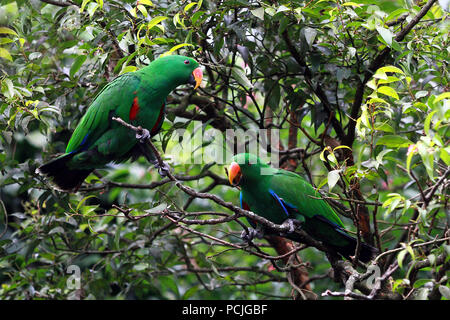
top-left (136, 128), bottom-right (151, 143)
top-left (241, 227), bottom-right (264, 243)
top-left (280, 218), bottom-right (301, 235)
top-left (151, 159), bottom-right (171, 177)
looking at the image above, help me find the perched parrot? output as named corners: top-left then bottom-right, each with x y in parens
top-left (227, 153), bottom-right (377, 263)
top-left (37, 55), bottom-right (203, 192)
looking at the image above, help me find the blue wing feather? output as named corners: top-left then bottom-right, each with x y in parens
top-left (239, 191), bottom-right (244, 208)
top-left (268, 189), bottom-right (290, 217)
top-left (68, 133), bottom-right (90, 154)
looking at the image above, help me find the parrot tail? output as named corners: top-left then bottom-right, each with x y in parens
top-left (36, 153), bottom-right (92, 192)
top-left (307, 215), bottom-right (378, 263)
top-left (329, 230), bottom-right (378, 263)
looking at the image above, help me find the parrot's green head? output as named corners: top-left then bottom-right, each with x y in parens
top-left (150, 55), bottom-right (203, 89)
top-left (227, 153), bottom-right (270, 187)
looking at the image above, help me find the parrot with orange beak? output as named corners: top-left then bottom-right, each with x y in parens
top-left (38, 55), bottom-right (203, 192)
top-left (227, 153), bottom-right (377, 263)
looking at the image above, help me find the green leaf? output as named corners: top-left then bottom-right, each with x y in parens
top-left (0, 27), bottom-right (18, 36)
top-left (427, 254), bottom-right (436, 266)
top-left (327, 170), bottom-right (341, 192)
top-left (417, 141), bottom-right (435, 180)
top-left (440, 147), bottom-right (450, 166)
top-left (80, 0), bottom-right (92, 13)
top-left (147, 16), bottom-right (167, 30)
top-left (316, 177), bottom-right (328, 191)
top-left (367, 78), bottom-right (377, 90)
top-left (333, 145), bottom-right (352, 152)
top-left (342, 2), bottom-right (362, 7)
top-left (29, 52), bottom-right (42, 60)
top-left (133, 263), bottom-right (149, 271)
top-left (397, 249), bottom-right (407, 268)
top-left (251, 7), bottom-right (265, 20)
top-left (184, 2), bottom-right (197, 12)
top-left (377, 166), bottom-right (388, 184)
top-left (376, 26), bottom-right (393, 46)
top-left (137, 4), bottom-right (148, 17)
top-left (0, 37), bottom-right (14, 44)
top-left (376, 135), bottom-right (412, 148)
top-left (376, 148), bottom-right (393, 166)
top-left (231, 67), bottom-right (253, 89)
top-left (159, 276), bottom-right (180, 298)
top-left (377, 86), bottom-right (399, 100)
top-left (49, 226), bottom-right (65, 235)
top-left (374, 122), bottom-right (394, 133)
top-left (303, 27), bottom-right (317, 47)
top-left (406, 144), bottom-right (417, 172)
top-left (86, 2), bottom-right (99, 18)
top-left (173, 12), bottom-right (186, 29)
top-left (120, 65), bottom-right (137, 74)
top-left (378, 76), bottom-right (401, 84)
top-left (191, 10), bottom-right (205, 25)
top-left (424, 110), bottom-right (437, 135)
top-left (0, 47), bottom-right (12, 61)
top-left (413, 279), bottom-right (432, 289)
top-left (168, 43), bottom-right (194, 53)
top-left (276, 5), bottom-right (290, 13)
top-left (144, 203), bottom-right (167, 214)
top-left (373, 70), bottom-right (388, 80)
top-left (138, 0), bottom-right (154, 6)
top-left (1, 78), bottom-right (14, 98)
top-left (405, 245), bottom-right (415, 261)
top-left (70, 55), bottom-right (87, 78)
top-left (129, 7), bottom-right (137, 18)
top-left (434, 92), bottom-right (450, 103)
top-left (439, 286), bottom-right (450, 299)
top-left (378, 65), bottom-right (404, 74)
top-left (76, 195), bottom-right (98, 212)
top-left (182, 286), bottom-right (198, 300)
top-left (386, 8), bottom-right (409, 22)
top-left (415, 90), bottom-right (428, 99)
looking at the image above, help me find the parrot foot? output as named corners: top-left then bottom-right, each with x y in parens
top-left (280, 218), bottom-right (301, 235)
top-left (151, 159), bottom-right (171, 177)
top-left (241, 227), bottom-right (264, 243)
top-left (136, 128), bottom-right (151, 143)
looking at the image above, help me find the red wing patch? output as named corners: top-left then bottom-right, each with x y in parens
top-left (242, 201), bottom-right (251, 211)
top-left (150, 102), bottom-right (165, 136)
top-left (129, 97), bottom-right (139, 121)
top-left (242, 201), bottom-right (258, 227)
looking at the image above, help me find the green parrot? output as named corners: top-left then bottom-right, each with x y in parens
top-left (37, 55), bottom-right (203, 192)
top-left (227, 153), bottom-right (377, 263)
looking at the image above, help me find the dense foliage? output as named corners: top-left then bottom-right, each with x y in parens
top-left (0, 0), bottom-right (449, 300)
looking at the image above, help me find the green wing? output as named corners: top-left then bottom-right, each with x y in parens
top-left (269, 169), bottom-right (345, 228)
top-left (66, 73), bottom-right (141, 154)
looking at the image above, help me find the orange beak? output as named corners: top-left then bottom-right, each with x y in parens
top-left (228, 162), bottom-right (242, 186)
top-left (192, 67), bottom-right (203, 90)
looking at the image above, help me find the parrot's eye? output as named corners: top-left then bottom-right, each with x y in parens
top-left (184, 60), bottom-right (190, 65)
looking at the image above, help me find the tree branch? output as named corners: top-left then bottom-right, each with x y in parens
top-left (39, 0), bottom-right (74, 7)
